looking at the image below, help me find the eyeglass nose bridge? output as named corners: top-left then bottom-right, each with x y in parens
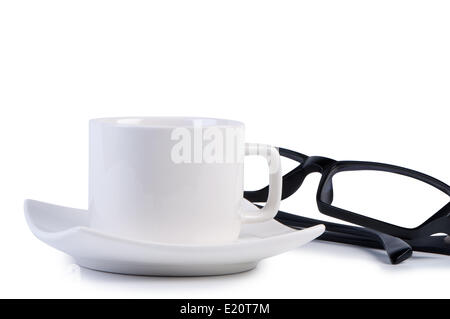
top-left (415, 201), bottom-right (450, 239)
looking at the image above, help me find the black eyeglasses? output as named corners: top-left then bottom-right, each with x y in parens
top-left (244, 147), bottom-right (450, 264)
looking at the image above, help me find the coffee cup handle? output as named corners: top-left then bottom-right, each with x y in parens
top-left (240, 143), bottom-right (282, 223)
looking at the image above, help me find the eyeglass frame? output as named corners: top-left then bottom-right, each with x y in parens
top-left (245, 147), bottom-right (450, 245)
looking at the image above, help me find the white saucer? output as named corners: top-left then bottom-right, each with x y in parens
top-left (24, 199), bottom-right (325, 276)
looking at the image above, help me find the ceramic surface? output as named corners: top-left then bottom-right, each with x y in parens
top-left (89, 117), bottom-right (282, 244)
top-left (25, 199), bottom-right (325, 276)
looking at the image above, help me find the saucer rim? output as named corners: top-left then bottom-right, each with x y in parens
top-left (24, 199), bottom-right (326, 250)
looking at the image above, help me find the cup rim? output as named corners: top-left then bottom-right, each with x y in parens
top-left (90, 116), bottom-right (245, 129)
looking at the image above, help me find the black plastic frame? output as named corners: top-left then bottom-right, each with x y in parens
top-left (244, 147), bottom-right (450, 263)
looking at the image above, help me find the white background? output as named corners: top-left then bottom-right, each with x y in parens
top-left (1, 0), bottom-right (449, 298)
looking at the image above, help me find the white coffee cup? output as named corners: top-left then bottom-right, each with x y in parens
top-left (89, 117), bottom-right (282, 244)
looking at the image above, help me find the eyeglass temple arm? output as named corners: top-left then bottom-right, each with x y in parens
top-left (277, 207), bottom-right (450, 258)
top-left (272, 208), bottom-right (412, 265)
